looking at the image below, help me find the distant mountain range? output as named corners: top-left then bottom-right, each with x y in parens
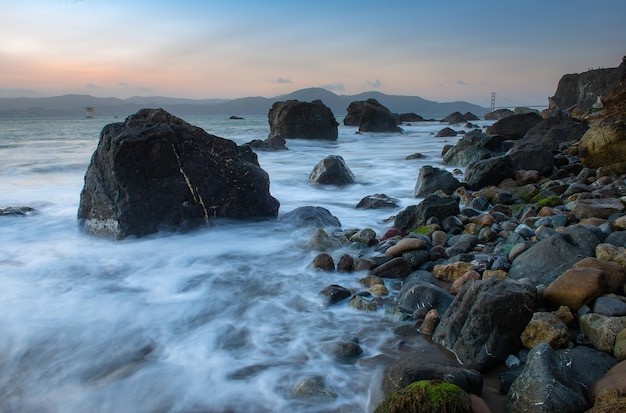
top-left (0, 87), bottom-right (489, 119)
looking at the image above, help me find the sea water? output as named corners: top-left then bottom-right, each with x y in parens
top-left (0, 115), bottom-right (484, 412)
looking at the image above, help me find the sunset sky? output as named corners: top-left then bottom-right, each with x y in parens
top-left (1, 0), bottom-right (625, 107)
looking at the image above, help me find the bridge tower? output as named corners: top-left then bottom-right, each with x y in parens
top-left (490, 92), bottom-right (496, 112)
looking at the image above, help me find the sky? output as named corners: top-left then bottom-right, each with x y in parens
top-left (1, 0), bottom-right (625, 107)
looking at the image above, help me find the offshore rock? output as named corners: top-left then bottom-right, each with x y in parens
top-left (355, 193), bottom-right (399, 209)
top-left (432, 277), bottom-right (537, 372)
top-left (414, 165), bottom-right (462, 198)
top-left (463, 155), bottom-right (516, 190)
top-left (344, 98), bottom-right (402, 133)
top-left (267, 99), bottom-right (338, 140)
top-left (279, 206), bottom-right (341, 228)
top-left (78, 108), bottom-right (279, 239)
top-left (486, 112), bottom-right (543, 140)
top-left (308, 155), bottom-right (355, 186)
top-left (442, 129), bottom-right (508, 167)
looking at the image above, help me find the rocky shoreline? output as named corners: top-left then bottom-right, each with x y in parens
top-left (307, 58), bottom-right (626, 412)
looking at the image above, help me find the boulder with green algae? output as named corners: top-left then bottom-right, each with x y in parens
top-left (374, 380), bottom-right (471, 413)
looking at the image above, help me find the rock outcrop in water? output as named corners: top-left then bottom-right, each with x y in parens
top-left (267, 99), bottom-right (338, 140)
top-left (78, 108), bottom-right (279, 239)
top-left (343, 98), bottom-right (402, 133)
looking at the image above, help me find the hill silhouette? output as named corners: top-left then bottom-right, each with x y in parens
top-left (0, 88), bottom-right (488, 119)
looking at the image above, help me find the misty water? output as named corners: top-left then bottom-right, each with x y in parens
top-left (0, 115), bottom-right (486, 412)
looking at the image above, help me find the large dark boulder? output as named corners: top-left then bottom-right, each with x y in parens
top-left (308, 155), bottom-right (355, 186)
top-left (397, 279), bottom-right (454, 316)
top-left (432, 277), bottom-right (537, 372)
top-left (78, 108), bottom-right (279, 239)
top-left (393, 194), bottom-right (460, 233)
top-left (507, 117), bottom-right (588, 175)
top-left (507, 344), bottom-right (592, 413)
top-left (484, 108), bottom-right (514, 120)
top-left (508, 225), bottom-right (601, 286)
top-left (381, 345), bottom-right (483, 396)
top-left (414, 165), bottom-right (462, 198)
top-left (278, 206), bottom-right (341, 228)
top-left (344, 98), bottom-right (402, 133)
top-left (463, 155), bottom-right (516, 190)
top-left (442, 129), bottom-right (508, 167)
top-left (486, 112), bottom-right (543, 140)
top-left (267, 99), bottom-right (338, 140)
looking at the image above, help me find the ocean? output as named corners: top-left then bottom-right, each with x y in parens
top-left (0, 115), bottom-right (482, 412)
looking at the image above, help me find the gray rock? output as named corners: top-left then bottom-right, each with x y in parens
top-left (268, 99), bottom-right (338, 140)
top-left (506, 343), bottom-right (590, 413)
top-left (319, 284), bottom-right (351, 306)
top-left (464, 155), bottom-right (516, 191)
top-left (355, 193), bottom-right (399, 209)
top-left (508, 225), bottom-right (601, 286)
top-left (593, 296), bottom-right (626, 317)
top-left (279, 206), bottom-right (341, 228)
top-left (393, 194), bottom-right (460, 233)
top-left (397, 279), bottom-right (454, 316)
top-left (78, 108), bottom-right (279, 239)
top-left (432, 277), bottom-right (537, 372)
top-left (414, 165), bottom-right (462, 198)
top-left (309, 155), bottom-right (355, 186)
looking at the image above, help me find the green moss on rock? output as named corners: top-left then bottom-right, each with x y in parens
top-left (374, 380), bottom-right (472, 413)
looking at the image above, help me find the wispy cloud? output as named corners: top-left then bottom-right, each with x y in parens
top-left (367, 79), bottom-right (382, 88)
top-left (320, 83), bottom-right (345, 91)
top-left (85, 83), bottom-right (102, 89)
top-left (274, 78), bottom-right (292, 84)
top-left (456, 80), bottom-right (470, 86)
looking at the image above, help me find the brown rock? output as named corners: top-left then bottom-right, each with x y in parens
top-left (520, 312), bottom-right (569, 349)
top-left (615, 329), bottom-right (626, 361)
top-left (554, 305), bottom-right (575, 325)
top-left (589, 360), bottom-right (626, 403)
top-left (482, 270), bottom-right (508, 280)
top-left (580, 313), bottom-right (626, 353)
top-left (543, 267), bottom-right (608, 311)
top-left (336, 254), bottom-right (354, 272)
top-left (450, 270), bottom-right (481, 295)
top-left (470, 213), bottom-right (496, 227)
top-left (311, 253), bottom-right (335, 271)
top-left (586, 387), bottom-right (626, 413)
top-left (385, 237), bottom-right (427, 257)
top-left (369, 284), bottom-right (389, 297)
top-left (566, 198), bottom-right (625, 220)
top-left (419, 309), bottom-right (440, 335)
top-left (596, 243), bottom-right (626, 268)
top-left (433, 261), bottom-right (474, 282)
top-left (574, 257), bottom-right (626, 293)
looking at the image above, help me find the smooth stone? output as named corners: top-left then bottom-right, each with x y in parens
top-left (593, 296), bottom-right (626, 317)
top-left (348, 295), bottom-right (377, 312)
top-left (369, 257), bottom-right (411, 279)
top-left (319, 284), bottom-right (351, 306)
top-left (311, 253), bottom-right (335, 271)
top-left (574, 257), bottom-right (626, 293)
top-left (543, 267), bottom-right (608, 311)
top-left (450, 270), bottom-right (481, 295)
top-left (385, 237), bottom-right (427, 257)
top-left (419, 309), bottom-right (440, 335)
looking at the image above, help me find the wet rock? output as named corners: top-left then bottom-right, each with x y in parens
top-left (355, 193), bottom-right (399, 209)
top-left (279, 206), bottom-right (341, 228)
top-left (484, 108), bottom-right (513, 120)
top-left (508, 225), bottom-right (601, 286)
top-left (292, 375), bottom-right (337, 398)
top-left (345, 98), bottom-right (402, 133)
top-left (268, 99), bottom-right (338, 140)
top-left (385, 237), bottom-right (427, 257)
top-left (435, 127), bottom-right (457, 137)
top-left (419, 309), bottom-right (441, 335)
top-left (579, 313), bottom-right (626, 353)
top-left (348, 295), bottom-right (377, 311)
top-left (308, 155), bottom-right (355, 186)
top-left (369, 257), bottom-right (411, 279)
top-left (450, 270), bottom-right (481, 295)
top-left (0, 206), bottom-right (35, 216)
top-left (433, 261), bottom-right (474, 282)
top-left (375, 380), bottom-right (472, 413)
top-left (397, 279), bottom-right (454, 317)
top-left (593, 296), bottom-right (626, 317)
top-left (320, 339), bottom-right (363, 362)
top-left (336, 254), bottom-right (355, 272)
top-left (520, 312), bottom-right (569, 349)
top-left (245, 135), bottom-right (288, 151)
top-left (595, 243), bottom-right (626, 267)
top-left (543, 267), bottom-right (608, 311)
top-left (350, 228), bottom-right (377, 245)
top-left (433, 277), bottom-right (537, 372)
top-left (464, 155), bottom-right (516, 191)
top-left (506, 343), bottom-right (590, 413)
top-left (311, 253), bottom-right (335, 271)
top-left (486, 112), bottom-right (543, 140)
top-left (380, 347), bottom-right (483, 396)
top-left (587, 387), bottom-right (626, 413)
top-left (307, 228), bottom-right (341, 251)
top-left (442, 129), bottom-right (507, 167)
top-left (393, 194), bottom-right (461, 233)
top-left (319, 284), bottom-right (351, 306)
top-left (369, 283), bottom-right (389, 296)
top-left (566, 198), bottom-right (625, 220)
top-left (414, 165), bottom-right (462, 198)
top-left (78, 108), bottom-right (280, 239)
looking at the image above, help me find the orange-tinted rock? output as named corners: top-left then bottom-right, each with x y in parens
top-left (450, 270), bottom-right (481, 295)
top-left (574, 257), bottom-right (626, 293)
top-left (544, 267), bottom-right (608, 311)
top-left (433, 261), bottom-right (474, 282)
top-left (589, 360), bottom-right (626, 403)
top-left (385, 237), bottom-right (428, 257)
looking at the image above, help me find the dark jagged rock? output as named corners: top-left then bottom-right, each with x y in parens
top-left (355, 193), bottom-right (399, 209)
top-left (432, 277), bottom-right (537, 372)
top-left (463, 155), bottom-right (516, 190)
top-left (245, 135), bottom-right (288, 151)
top-left (508, 225), bottom-right (601, 286)
top-left (442, 129), bottom-right (508, 167)
top-left (267, 99), bottom-right (338, 140)
top-left (344, 98), bottom-right (402, 133)
top-left (393, 194), bottom-right (460, 233)
top-left (414, 165), bottom-right (462, 198)
top-left (308, 155), bottom-right (355, 186)
top-left (399, 113), bottom-right (425, 123)
top-left (484, 108), bottom-right (514, 120)
top-left (319, 284), bottom-right (351, 306)
top-left (506, 343), bottom-right (591, 413)
top-left (381, 346), bottom-right (483, 397)
top-left (278, 206), bottom-right (341, 228)
top-left (506, 116), bottom-right (588, 175)
top-left (441, 111), bottom-right (468, 124)
top-left (397, 279), bottom-right (454, 316)
top-left (77, 108), bottom-right (279, 239)
top-left (0, 206), bottom-right (35, 216)
top-left (435, 127), bottom-right (457, 137)
top-left (486, 112), bottom-right (543, 140)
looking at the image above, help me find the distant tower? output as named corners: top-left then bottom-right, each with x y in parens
top-left (490, 92), bottom-right (496, 112)
top-left (85, 107), bottom-right (94, 118)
